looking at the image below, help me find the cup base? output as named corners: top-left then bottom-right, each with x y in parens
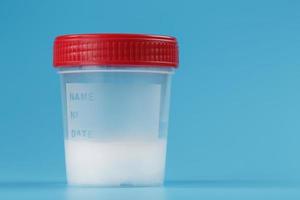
top-left (64, 139), bottom-right (167, 187)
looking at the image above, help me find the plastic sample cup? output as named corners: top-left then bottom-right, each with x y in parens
top-left (53, 34), bottom-right (179, 186)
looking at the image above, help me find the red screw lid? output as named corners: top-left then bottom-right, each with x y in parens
top-left (53, 33), bottom-right (179, 68)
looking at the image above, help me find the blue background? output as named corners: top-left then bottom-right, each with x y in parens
top-left (0, 0), bottom-right (300, 186)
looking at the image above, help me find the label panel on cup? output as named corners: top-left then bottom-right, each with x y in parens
top-left (66, 83), bottom-right (161, 140)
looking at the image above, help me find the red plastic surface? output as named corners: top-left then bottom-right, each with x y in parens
top-left (53, 33), bottom-right (179, 68)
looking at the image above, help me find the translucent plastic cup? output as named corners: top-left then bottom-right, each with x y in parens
top-left (53, 34), bottom-right (179, 186)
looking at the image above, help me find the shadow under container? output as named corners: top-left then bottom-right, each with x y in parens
top-left (53, 34), bottom-right (179, 186)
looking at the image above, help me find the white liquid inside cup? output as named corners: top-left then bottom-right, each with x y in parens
top-left (64, 139), bottom-right (167, 186)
